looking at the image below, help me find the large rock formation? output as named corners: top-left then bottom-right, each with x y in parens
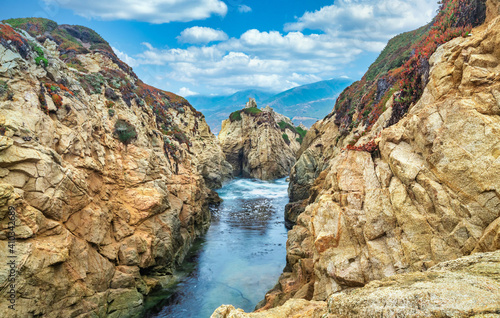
top-left (218, 99), bottom-right (304, 180)
top-left (214, 0), bottom-right (500, 316)
top-left (212, 250), bottom-right (500, 318)
top-left (0, 18), bottom-right (231, 317)
top-left (264, 4), bottom-right (500, 308)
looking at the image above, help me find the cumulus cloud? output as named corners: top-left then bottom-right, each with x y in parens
top-left (112, 46), bottom-right (138, 67)
top-left (132, 31), bottom-right (358, 93)
top-left (285, 0), bottom-right (438, 41)
top-left (116, 0), bottom-right (440, 94)
top-left (42, 0), bottom-right (227, 23)
top-left (238, 5), bottom-right (252, 13)
top-left (177, 87), bottom-right (198, 97)
top-left (177, 26), bottom-right (228, 44)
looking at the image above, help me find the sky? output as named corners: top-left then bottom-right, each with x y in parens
top-left (1, 0), bottom-right (439, 97)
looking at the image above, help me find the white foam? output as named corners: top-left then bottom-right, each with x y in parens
top-left (218, 178), bottom-right (289, 201)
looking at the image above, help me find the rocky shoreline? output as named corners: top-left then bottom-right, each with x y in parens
top-left (0, 19), bottom-right (231, 317)
top-left (212, 0), bottom-right (500, 316)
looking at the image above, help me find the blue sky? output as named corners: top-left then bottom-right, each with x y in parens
top-left (1, 0), bottom-right (439, 96)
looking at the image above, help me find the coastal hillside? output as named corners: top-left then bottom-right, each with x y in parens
top-left (0, 18), bottom-right (231, 317)
top-left (218, 98), bottom-right (306, 180)
top-left (213, 0), bottom-right (500, 316)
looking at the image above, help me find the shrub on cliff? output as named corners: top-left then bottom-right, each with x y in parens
top-left (229, 107), bottom-right (263, 122)
top-left (51, 94), bottom-right (62, 108)
top-left (278, 120), bottom-right (307, 144)
top-left (282, 133), bottom-right (290, 145)
top-left (230, 110), bottom-right (242, 122)
top-left (295, 126), bottom-right (307, 144)
top-left (243, 107), bottom-right (262, 115)
top-left (0, 80), bottom-right (13, 101)
top-left (114, 119), bottom-right (137, 145)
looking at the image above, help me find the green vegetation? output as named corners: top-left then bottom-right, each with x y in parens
top-left (277, 120), bottom-right (294, 131)
top-left (38, 91), bottom-right (48, 114)
top-left (230, 110), bottom-right (242, 121)
top-left (30, 42), bottom-right (48, 67)
top-left (4, 18), bottom-right (58, 36)
top-left (35, 56), bottom-right (48, 67)
top-left (51, 94), bottom-right (62, 108)
top-left (229, 107), bottom-right (263, 122)
top-left (277, 120), bottom-right (307, 144)
top-left (243, 107), bottom-right (262, 115)
top-left (0, 80), bottom-right (13, 101)
top-left (32, 45), bottom-right (44, 57)
top-left (282, 133), bottom-right (290, 145)
top-left (365, 25), bottom-right (428, 82)
top-left (114, 119), bottom-right (137, 145)
top-left (108, 109), bottom-right (115, 117)
top-left (332, 0), bottom-right (486, 136)
top-left (295, 126), bottom-right (307, 144)
top-left (161, 125), bottom-right (191, 149)
top-left (66, 58), bottom-right (88, 73)
top-left (79, 73), bottom-right (105, 94)
top-left (3, 18), bottom-right (114, 56)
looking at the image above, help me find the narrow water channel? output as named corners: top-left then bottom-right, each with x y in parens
top-left (150, 178), bottom-right (289, 318)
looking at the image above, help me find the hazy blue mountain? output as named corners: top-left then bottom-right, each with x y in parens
top-left (187, 79), bottom-right (353, 134)
top-left (261, 78), bottom-right (354, 127)
top-left (187, 90), bottom-right (274, 133)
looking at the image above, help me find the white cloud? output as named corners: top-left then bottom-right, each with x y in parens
top-left (112, 46), bottom-right (138, 67)
top-left (141, 42), bottom-right (154, 50)
top-left (43, 0), bottom-right (227, 23)
top-left (177, 26), bottom-right (228, 44)
top-left (238, 5), bottom-right (252, 13)
top-left (285, 0), bottom-right (438, 41)
top-left (178, 87), bottom-right (198, 97)
top-left (118, 0), bottom-right (439, 95)
top-left (132, 31), bottom-right (355, 93)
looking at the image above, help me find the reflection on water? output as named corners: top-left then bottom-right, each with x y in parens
top-left (150, 178), bottom-right (289, 318)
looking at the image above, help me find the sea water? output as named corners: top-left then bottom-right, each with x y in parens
top-left (149, 178), bottom-right (289, 318)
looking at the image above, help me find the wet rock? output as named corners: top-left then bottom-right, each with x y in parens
top-left (325, 251), bottom-right (500, 317)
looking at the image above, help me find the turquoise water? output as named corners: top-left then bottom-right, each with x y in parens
top-left (150, 178), bottom-right (289, 318)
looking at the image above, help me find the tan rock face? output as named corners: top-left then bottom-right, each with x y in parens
top-left (0, 21), bottom-right (230, 317)
top-left (212, 251), bottom-right (500, 317)
top-left (218, 102), bottom-right (301, 180)
top-left (260, 11), bottom-right (500, 312)
top-left (170, 106), bottom-right (233, 189)
top-left (211, 299), bottom-right (327, 318)
top-left (324, 251), bottom-right (500, 318)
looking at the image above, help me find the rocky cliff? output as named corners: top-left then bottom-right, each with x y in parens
top-left (213, 250), bottom-right (500, 317)
top-left (0, 18), bottom-right (231, 317)
top-left (214, 0), bottom-right (500, 316)
top-left (218, 99), bottom-right (306, 180)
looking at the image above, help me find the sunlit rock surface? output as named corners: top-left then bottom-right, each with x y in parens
top-left (0, 18), bottom-right (231, 317)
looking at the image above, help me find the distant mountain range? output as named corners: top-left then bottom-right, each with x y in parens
top-left (187, 78), bottom-right (353, 134)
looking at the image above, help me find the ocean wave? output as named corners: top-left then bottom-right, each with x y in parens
top-left (217, 178), bottom-right (288, 201)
